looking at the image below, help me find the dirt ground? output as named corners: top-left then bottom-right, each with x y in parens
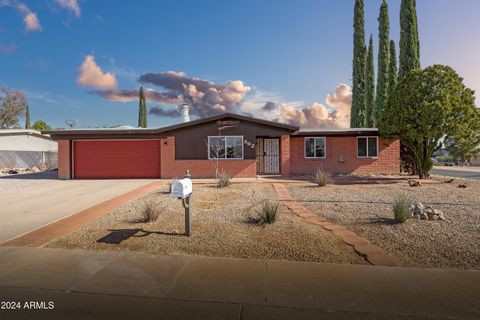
top-left (47, 183), bottom-right (365, 265)
top-left (287, 176), bottom-right (480, 270)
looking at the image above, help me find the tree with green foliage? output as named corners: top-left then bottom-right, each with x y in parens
top-left (399, 0), bottom-right (420, 79)
top-left (387, 40), bottom-right (398, 98)
top-left (138, 86), bottom-right (147, 128)
top-left (351, 0), bottom-right (367, 128)
top-left (374, 0), bottom-right (390, 127)
top-left (31, 120), bottom-right (52, 131)
top-left (365, 35), bottom-right (375, 127)
top-left (0, 87), bottom-right (27, 129)
top-left (444, 135), bottom-right (480, 163)
top-left (380, 65), bottom-right (479, 179)
top-left (25, 104), bottom-right (31, 129)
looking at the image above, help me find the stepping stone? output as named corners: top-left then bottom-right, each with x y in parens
top-left (340, 235), bottom-right (369, 246)
top-left (322, 224), bottom-right (345, 231)
top-left (366, 252), bottom-right (400, 267)
top-left (332, 229), bottom-right (357, 238)
top-left (305, 216), bottom-right (328, 225)
top-left (354, 243), bottom-right (384, 256)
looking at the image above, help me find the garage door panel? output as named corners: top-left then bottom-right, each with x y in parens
top-left (74, 140), bottom-right (160, 179)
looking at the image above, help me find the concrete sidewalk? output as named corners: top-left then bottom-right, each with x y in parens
top-left (0, 247), bottom-right (479, 319)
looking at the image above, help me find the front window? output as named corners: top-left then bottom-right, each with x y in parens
top-left (208, 136), bottom-right (243, 159)
top-left (305, 137), bottom-right (326, 158)
top-left (357, 137), bottom-right (378, 157)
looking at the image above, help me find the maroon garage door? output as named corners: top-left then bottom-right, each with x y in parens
top-left (73, 140), bottom-right (161, 179)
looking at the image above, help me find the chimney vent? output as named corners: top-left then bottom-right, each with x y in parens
top-left (181, 104), bottom-right (190, 123)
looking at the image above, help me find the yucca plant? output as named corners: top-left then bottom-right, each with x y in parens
top-left (256, 200), bottom-right (280, 224)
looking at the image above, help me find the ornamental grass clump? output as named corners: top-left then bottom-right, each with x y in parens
top-left (392, 193), bottom-right (412, 223)
top-left (313, 167), bottom-right (330, 187)
top-left (216, 171), bottom-right (231, 188)
top-left (256, 200), bottom-right (280, 224)
top-left (134, 201), bottom-right (163, 223)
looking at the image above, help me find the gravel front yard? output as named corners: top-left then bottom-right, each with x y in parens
top-left (0, 171), bottom-right (58, 192)
top-left (287, 178), bottom-right (480, 270)
top-left (47, 183), bottom-right (365, 264)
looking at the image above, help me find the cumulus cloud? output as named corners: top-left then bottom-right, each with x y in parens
top-left (149, 106), bottom-right (182, 117)
top-left (77, 55), bottom-right (118, 90)
top-left (277, 83), bottom-right (352, 129)
top-left (54, 0), bottom-right (80, 17)
top-left (0, 0), bottom-right (42, 31)
top-left (94, 88), bottom-right (181, 104)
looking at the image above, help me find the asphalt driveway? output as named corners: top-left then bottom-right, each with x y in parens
top-left (0, 178), bottom-right (155, 243)
top-left (432, 166), bottom-right (480, 180)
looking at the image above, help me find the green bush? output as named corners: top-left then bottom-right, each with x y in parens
top-left (313, 167), bottom-right (330, 187)
top-left (216, 171), bottom-right (231, 188)
top-left (392, 194), bottom-right (411, 223)
top-left (256, 200), bottom-right (280, 224)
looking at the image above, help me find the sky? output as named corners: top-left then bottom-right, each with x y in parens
top-left (0, 0), bottom-right (479, 129)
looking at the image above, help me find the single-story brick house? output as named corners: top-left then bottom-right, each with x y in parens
top-left (45, 113), bottom-right (400, 179)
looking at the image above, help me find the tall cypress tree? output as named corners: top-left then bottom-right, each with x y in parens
top-left (351, 0), bottom-right (367, 128)
top-left (399, 0), bottom-right (420, 79)
top-left (138, 86), bottom-right (147, 128)
top-left (25, 104), bottom-right (31, 129)
top-left (365, 35), bottom-right (375, 128)
top-left (374, 0), bottom-right (390, 127)
top-left (387, 40), bottom-right (398, 98)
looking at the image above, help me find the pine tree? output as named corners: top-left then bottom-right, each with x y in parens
top-left (351, 0), bottom-right (367, 128)
top-left (374, 0), bottom-right (390, 127)
top-left (25, 104), bottom-right (31, 129)
top-left (365, 35), bottom-right (375, 128)
top-left (399, 0), bottom-right (420, 79)
top-left (138, 86), bottom-right (147, 128)
top-left (387, 40), bottom-right (398, 98)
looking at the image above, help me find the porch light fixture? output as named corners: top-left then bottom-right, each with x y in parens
top-left (339, 155), bottom-right (345, 163)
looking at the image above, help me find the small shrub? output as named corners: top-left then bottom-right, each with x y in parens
top-left (313, 167), bottom-right (330, 187)
top-left (134, 201), bottom-right (163, 223)
top-left (256, 200), bottom-right (280, 224)
top-left (392, 194), bottom-right (411, 223)
top-left (216, 171), bottom-right (231, 188)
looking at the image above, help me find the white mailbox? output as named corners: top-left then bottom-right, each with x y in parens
top-left (171, 178), bottom-right (192, 198)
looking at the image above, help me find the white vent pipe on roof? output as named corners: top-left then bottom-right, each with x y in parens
top-left (181, 104), bottom-right (190, 123)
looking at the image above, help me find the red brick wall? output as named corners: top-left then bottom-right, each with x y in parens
top-left (58, 140), bottom-right (71, 180)
top-left (289, 136), bottom-right (400, 175)
top-left (160, 136), bottom-right (257, 178)
top-left (280, 135), bottom-right (291, 177)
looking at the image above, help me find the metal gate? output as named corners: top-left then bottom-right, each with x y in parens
top-left (256, 138), bottom-right (280, 174)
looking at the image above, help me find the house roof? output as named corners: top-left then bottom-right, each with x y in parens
top-left (44, 113), bottom-right (299, 138)
top-left (0, 129), bottom-right (56, 141)
top-left (294, 128), bottom-right (379, 136)
top-left (43, 112), bottom-right (379, 139)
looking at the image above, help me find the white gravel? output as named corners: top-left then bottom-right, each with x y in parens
top-left (0, 171), bottom-right (58, 192)
top-left (287, 177), bottom-right (480, 270)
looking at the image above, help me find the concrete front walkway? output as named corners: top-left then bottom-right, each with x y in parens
top-left (0, 179), bottom-right (156, 243)
top-left (0, 247), bottom-right (479, 320)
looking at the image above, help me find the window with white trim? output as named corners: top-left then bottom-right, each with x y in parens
top-left (357, 137), bottom-right (378, 157)
top-left (304, 137), bottom-right (326, 158)
top-left (208, 136), bottom-right (243, 159)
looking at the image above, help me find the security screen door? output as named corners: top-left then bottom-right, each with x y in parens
top-left (255, 138), bottom-right (280, 174)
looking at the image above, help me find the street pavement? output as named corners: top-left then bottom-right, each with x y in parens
top-left (0, 247), bottom-right (479, 320)
top-left (432, 166), bottom-right (480, 180)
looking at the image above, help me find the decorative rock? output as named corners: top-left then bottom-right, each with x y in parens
top-left (31, 166), bottom-right (40, 172)
top-left (409, 179), bottom-right (422, 187)
top-left (420, 212), bottom-right (429, 220)
top-left (411, 201), bottom-right (424, 215)
top-left (458, 184), bottom-right (467, 188)
top-left (444, 178), bottom-right (454, 184)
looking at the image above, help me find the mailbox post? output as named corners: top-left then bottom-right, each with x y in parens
top-left (171, 170), bottom-right (193, 236)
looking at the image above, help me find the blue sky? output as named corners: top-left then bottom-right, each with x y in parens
top-left (0, 0), bottom-right (479, 129)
